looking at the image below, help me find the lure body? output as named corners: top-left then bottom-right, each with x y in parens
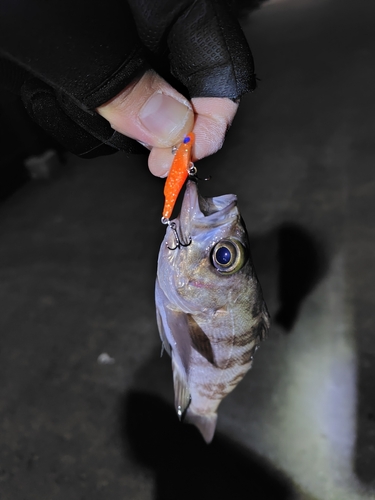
top-left (162, 132), bottom-right (195, 220)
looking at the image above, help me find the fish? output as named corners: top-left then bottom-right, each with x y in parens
top-left (155, 179), bottom-right (270, 443)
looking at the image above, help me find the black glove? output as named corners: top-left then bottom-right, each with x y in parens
top-left (0, 0), bottom-right (256, 158)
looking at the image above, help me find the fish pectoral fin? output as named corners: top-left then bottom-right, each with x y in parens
top-left (187, 315), bottom-right (215, 365)
top-left (172, 357), bottom-right (191, 420)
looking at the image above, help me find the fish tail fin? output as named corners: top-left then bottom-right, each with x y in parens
top-left (185, 410), bottom-right (217, 444)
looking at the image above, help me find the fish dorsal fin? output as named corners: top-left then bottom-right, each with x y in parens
top-left (254, 302), bottom-right (271, 342)
top-left (187, 315), bottom-right (215, 365)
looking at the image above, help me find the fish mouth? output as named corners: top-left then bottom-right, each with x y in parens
top-left (178, 180), bottom-right (238, 239)
top-left (179, 179), bottom-right (201, 219)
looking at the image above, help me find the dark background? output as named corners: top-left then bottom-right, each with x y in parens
top-left (1, 0), bottom-right (374, 499)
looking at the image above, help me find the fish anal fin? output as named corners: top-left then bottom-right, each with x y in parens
top-left (172, 357), bottom-right (191, 420)
top-left (187, 315), bottom-right (215, 365)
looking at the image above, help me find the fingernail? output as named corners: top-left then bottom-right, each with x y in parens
top-left (139, 93), bottom-right (192, 142)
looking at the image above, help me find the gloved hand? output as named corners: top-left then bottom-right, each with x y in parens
top-left (0, 0), bottom-right (256, 174)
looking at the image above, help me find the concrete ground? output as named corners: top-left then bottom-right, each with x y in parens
top-left (1, 0), bottom-right (375, 498)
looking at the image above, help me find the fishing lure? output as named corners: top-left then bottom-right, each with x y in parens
top-left (162, 132), bottom-right (195, 222)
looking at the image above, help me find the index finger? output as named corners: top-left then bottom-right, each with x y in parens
top-left (148, 97), bottom-right (238, 177)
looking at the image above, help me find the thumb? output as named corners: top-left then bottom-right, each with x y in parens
top-left (96, 69), bottom-right (194, 149)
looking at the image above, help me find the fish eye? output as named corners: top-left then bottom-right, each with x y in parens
top-left (211, 239), bottom-right (246, 274)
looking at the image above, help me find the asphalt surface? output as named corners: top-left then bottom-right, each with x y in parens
top-left (1, 0), bottom-right (375, 499)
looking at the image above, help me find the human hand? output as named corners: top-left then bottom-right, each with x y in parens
top-left (0, 0), bottom-right (255, 164)
top-left (96, 0), bottom-right (255, 176)
top-left (97, 70), bottom-right (239, 177)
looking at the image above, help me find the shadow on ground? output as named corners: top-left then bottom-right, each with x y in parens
top-left (248, 222), bottom-right (329, 333)
top-left (121, 391), bottom-right (296, 500)
top-left (274, 223), bottom-right (328, 331)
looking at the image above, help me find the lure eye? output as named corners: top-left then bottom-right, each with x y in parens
top-left (211, 239), bottom-right (246, 274)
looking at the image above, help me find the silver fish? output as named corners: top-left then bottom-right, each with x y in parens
top-left (155, 180), bottom-right (270, 443)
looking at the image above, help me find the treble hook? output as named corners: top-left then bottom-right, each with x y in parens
top-left (188, 163), bottom-right (211, 182)
top-left (161, 218), bottom-right (192, 251)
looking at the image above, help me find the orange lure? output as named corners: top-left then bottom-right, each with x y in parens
top-left (162, 132), bottom-right (195, 221)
